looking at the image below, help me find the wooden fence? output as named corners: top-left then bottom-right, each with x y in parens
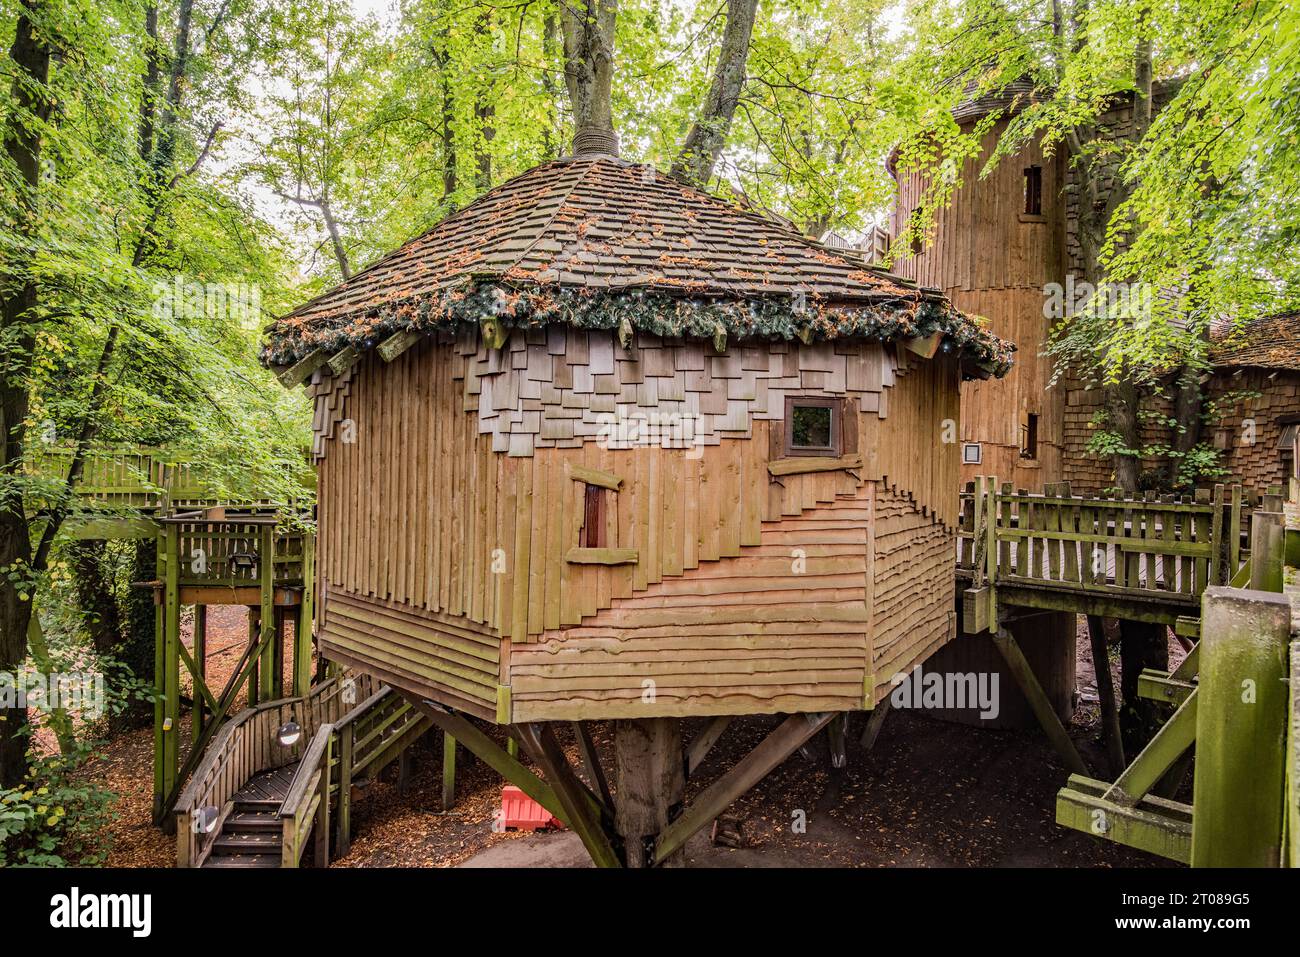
top-left (957, 480), bottom-right (1259, 614)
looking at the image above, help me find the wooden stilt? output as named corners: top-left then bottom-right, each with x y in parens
top-left (612, 718), bottom-right (685, 867)
top-left (294, 535), bottom-right (314, 696)
top-left (859, 697), bottom-right (891, 750)
top-left (191, 605), bottom-right (207, 743)
top-left (518, 722), bottom-right (623, 868)
top-left (1192, 586), bottom-right (1291, 866)
top-left (161, 523), bottom-right (181, 813)
top-left (686, 715), bottom-right (733, 777)
top-left (442, 732), bottom-right (456, 811)
top-left (1086, 614), bottom-right (1125, 776)
top-left (991, 628), bottom-right (1088, 776)
top-left (571, 721), bottom-right (613, 811)
top-left (247, 607), bottom-right (260, 707)
top-left (654, 712), bottom-right (834, 865)
top-left (335, 726), bottom-right (354, 857)
top-left (257, 525), bottom-right (276, 703)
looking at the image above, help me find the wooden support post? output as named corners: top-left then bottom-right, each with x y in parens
top-left (1250, 511), bottom-right (1284, 592)
top-left (686, 715), bottom-right (733, 776)
top-left (441, 732), bottom-right (456, 812)
top-left (826, 712), bottom-right (847, 769)
top-left (991, 629), bottom-right (1088, 776)
top-left (612, 718), bottom-right (684, 867)
top-left (246, 607), bottom-right (260, 707)
top-left (160, 523), bottom-right (181, 810)
top-left (191, 605), bottom-right (206, 744)
top-left (1191, 586), bottom-right (1291, 867)
top-left (506, 737), bottom-right (518, 759)
top-left (571, 721), bottom-right (613, 811)
top-left (294, 534), bottom-right (315, 697)
top-left (1086, 615), bottom-right (1125, 777)
top-left (152, 532), bottom-right (165, 819)
top-left (654, 712), bottom-right (834, 865)
top-left (271, 607), bottom-right (287, 701)
top-left (314, 735), bottom-right (332, 868)
top-left (336, 726), bottom-right (354, 857)
top-left (258, 525), bottom-right (276, 702)
top-left (519, 722), bottom-right (623, 868)
top-left (859, 696), bottom-right (891, 750)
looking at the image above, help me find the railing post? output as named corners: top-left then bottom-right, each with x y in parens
top-left (335, 726), bottom-right (354, 858)
top-left (258, 524), bottom-right (276, 701)
top-left (1249, 511), bottom-right (1284, 592)
top-left (1192, 586), bottom-right (1291, 867)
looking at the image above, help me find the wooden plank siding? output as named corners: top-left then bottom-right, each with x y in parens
top-left (313, 331), bottom-right (961, 722)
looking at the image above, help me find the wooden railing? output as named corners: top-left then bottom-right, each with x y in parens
top-left (1056, 478), bottom-right (1300, 866)
top-left (170, 517), bottom-right (312, 587)
top-left (280, 724), bottom-right (333, 868)
top-left (328, 685), bottom-right (432, 857)
top-left (175, 671), bottom-right (376, 867)
top-left (957, 479), bottom-right (1258, 606)
top-left (26, 443), bottom-right (313, 511)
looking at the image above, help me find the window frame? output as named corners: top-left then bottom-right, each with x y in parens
top-left (783, 395), bottom-right (844, 458)
top-left (579, 484), bottom-right (608, 548)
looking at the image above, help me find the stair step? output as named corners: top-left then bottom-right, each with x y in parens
top-left (212, 832), bottom-right (281, 854)
top-left (202, 853), bottom-right (281, 869)
top-left (228, 811), bottom-right (281, 832)
top-left (233, 798), bottom-right (282, 811)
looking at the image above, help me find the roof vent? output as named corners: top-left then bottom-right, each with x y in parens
top-left (572, 126), bottom-right (619, 158)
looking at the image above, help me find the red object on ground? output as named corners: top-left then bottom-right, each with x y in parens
top-left (501, 785), bottom-right (564, 831)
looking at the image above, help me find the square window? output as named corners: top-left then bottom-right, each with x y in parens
top-left (579, 485), bottom-right (607, 548)
top-left (962, 442), bottom-right (982, 465)
top-left (784, 396), bottom-right (842, 457)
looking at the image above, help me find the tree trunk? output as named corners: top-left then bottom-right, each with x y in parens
top-left (561, 0), bottom-right (618, 153)
top-left (0, 0), bottom-right (52, 788)
top-left (70, 540), bottom-right (123, 656)
top-left (670, 0), bottom-right (760, 186)
top-left (1170, 364), bottom-right (1204, 491)
top-left (118, 539), bottom-right (158, 730)
top-left (613, 718), bottom-right (685, 867)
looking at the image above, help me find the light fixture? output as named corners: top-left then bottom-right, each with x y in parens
top-left (196, 805), bottom-right (220, 834)
top-left (277, 720), bottom-right (302, 747)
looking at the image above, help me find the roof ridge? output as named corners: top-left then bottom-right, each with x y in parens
top-left (496, 157), bottom-right (600, 277)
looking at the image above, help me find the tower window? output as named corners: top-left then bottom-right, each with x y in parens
top-left (910, 206), bottom-right (924, 256)
top-left (1021, 413), bottom-right (1040, 460)
top-left (784, 396), bottom-right (842, 457)
top-left (1024, 166), bottom-right (1043, 217)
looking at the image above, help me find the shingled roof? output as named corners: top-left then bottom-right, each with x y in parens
top-left (1211, 313), bottom-right (1300, 371)
top-left (264, 154), bottom-right (1012, 376)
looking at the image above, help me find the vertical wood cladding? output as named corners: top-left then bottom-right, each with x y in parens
top-left (313, 330), bottom-right (960, 720)
top-left (892, 117), bottom-right (1064, 491)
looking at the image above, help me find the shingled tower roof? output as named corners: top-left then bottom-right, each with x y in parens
top-left (1210, 312), bottom-right (1300, 371)
top-left (265, 154), bottom-right (1012, 377)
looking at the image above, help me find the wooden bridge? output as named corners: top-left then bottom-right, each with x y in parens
top-left (955, 478), bottom-right (1264, 635)
top-left (175, 671), bottom-right (430, 867)
top-left (953, 476), bottom-right (1299, 867)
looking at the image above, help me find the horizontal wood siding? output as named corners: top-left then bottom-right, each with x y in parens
top-left (319, 589), bottom-right (499, 720)
top-left (868, 483), bottom-right (957, 703)
top-left (511, 490), bottom-right (873, 720)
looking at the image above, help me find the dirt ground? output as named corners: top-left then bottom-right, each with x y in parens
top-left (87, 608), bottom-right (1177, 868)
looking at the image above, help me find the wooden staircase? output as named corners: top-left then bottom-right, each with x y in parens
top-left (200, 768), bottom-right (295, 869)
top-left (175, 672), bottom-right (432, 868)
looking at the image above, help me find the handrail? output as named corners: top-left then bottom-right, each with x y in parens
top-left (279, 723), bottom-right (334, 868)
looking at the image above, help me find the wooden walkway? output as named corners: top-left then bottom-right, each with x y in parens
top-left (955, 479), bottom-right (1265, 630)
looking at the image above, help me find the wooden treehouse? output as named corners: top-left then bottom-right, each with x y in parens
top-left (264, 139), bottom-right (1013, 866)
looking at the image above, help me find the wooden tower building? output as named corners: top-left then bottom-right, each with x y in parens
top-left (265, 147), bottom-right (1011, 865)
